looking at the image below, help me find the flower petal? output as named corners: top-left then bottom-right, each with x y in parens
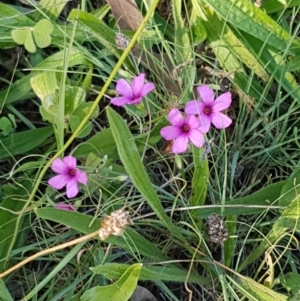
top-left (168, 108), bottom-right (184, 126)
top-left (172, 135), bottom-right (189, 153)
top-left (160, 126), bottom-right (182, 140)
top-left (198, 114), bottom-right (211, 133)
top-left (55, 202), bottom-right (76, 211)
top-left (111, 96), bottom-right (131, 106)
top-left (213, 92), bottom-right (232, 112)
top-left (197, 85), bottom-right (215, 104)
top-left (139, 83), bottom-right (155, 97)
top-left (116, 79), bottom-right (133, 99)
top-left (211, 112), bottom-right (232, 129)
top-left (66, 179), bottom-right (79, 198)
top-left (48, 174), bottom-right (70, 189)
top-left (189, 129), bottom-right (204, 148)
top-left (131, 73), bottom-right (145, 96)
top-left (76, 170), bottom-right (88, 185)
top-left (51, 158), bottom-right (68, 174)
top-left (186, 114), bottom-right (199, 129)
top-left (63, 155), bottom-right (77, 170)
top-left (185, 100), bottom-right (202, 115)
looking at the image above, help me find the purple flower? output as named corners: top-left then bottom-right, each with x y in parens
top-left (48, 155), bottom-right (88, 199)
top-left (160, 108), bottom-right (205, 154)
top-left (185, 85), bottom-right (232, 133)
top-left (110, 73), bottom-right (155, 106)
top-left (55, 202), bottom-right (76, 211)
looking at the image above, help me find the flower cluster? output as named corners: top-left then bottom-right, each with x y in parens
top-left (160, 85), bottom-right (232, 153)
top-left (110, 74), bottom-right (232, 154)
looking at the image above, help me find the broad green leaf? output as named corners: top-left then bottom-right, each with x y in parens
top-left (0, 126), bottom-right (53, 160)
top-left (106, 107), bottom-right (183, 240)
top-left (69, 102), bottom-right (99, 138)
top-left (33, 32), bottom-right (52, 48)
top-left (194, 181), bottom-right (285, 219)
top-left (91, 263), bottom-right (211, 284)
top-left (82, 264), bottom-right (142, 301)
top-left (0, 279), bottom-right (13, 301)
top-left (239, 276), bottom-right (288, 301)
top-left (280, 272), bottom-right (300, 294)
top-left (30, 72), bottom-right (57, 109)
top-left (73, 128), bottom-right (119, 159)
top-left (35, 208), bottom-right (169, 261)
top-left (203, 0), bottom-right (300, 56)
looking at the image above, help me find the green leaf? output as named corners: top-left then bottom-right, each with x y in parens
top-left (73, 128), bottom-right (118, 159)
top-left (202, 0), bottom-right (300, 56)
top-left (0, 126), bottom-right (53, 160)
top-left (106, 107), bottom-right (183, 240)
top-left (190, 146), bottom-right (208, 208)
top-left (24, 30), bottom-right (36, 53)
top-left (202, 6), bottom-right (268, 79)
top-left (33, 19), bottom-right (54, 48)
top-left (239, 276), bottom-right (288, 301)
top-left (82, 264), bottom-right (142, 301)
top-left (91, 263), bottom-right (210, 284)
top-left (261, 0), bottom-right (300, 14)
top-left (11, 28), bottom-right (30, 45)
top-left (279, 168), bottom-right (300, 207)
top-left (280, 272), bottom-right (300, 294)
top-left (0, 279), bottom-right (13, 301)
top-left (0, 182), bottom-right (32, 272)
top-left (69, 102), bottom-right (99, 138)
top-left (194, 181), bottom-right (285, 219)
top-left (36, 0), bottom-right (68, 20)
top-left (0, 117), bottom-right (14, 136)
top-left (190, 17), bottom-right (207, 45)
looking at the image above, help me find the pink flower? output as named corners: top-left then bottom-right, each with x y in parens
top-left (55, 202), bottom-right (76, 211)
top-left (48, 155), bottom-right (88, 199)
top-left (185, 85), bottom-right (232, 133)
top-left (110, 73), bottom-right (155, 106)
top-left (160, 108), bottom-right (204, 154)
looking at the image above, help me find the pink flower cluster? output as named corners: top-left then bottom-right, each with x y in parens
top-left (110, 74), bottom-right (232, 154)
top-left (161, 85), bottom-right (232, 153)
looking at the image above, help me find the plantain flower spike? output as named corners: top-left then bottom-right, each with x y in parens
top-left (99, 208), bottom-right (133, 240)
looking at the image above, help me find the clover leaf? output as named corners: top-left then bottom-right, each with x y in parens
top-left (11, 19), bottom-right (54, 53)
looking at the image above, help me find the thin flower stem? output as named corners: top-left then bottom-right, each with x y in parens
top-left (5, 0), bottom-right (161, 270)
top-left (0, 230), bottom-right (100, 279)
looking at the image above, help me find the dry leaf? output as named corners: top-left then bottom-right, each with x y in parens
top-left (106, 0), bottom-right (142, 30)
